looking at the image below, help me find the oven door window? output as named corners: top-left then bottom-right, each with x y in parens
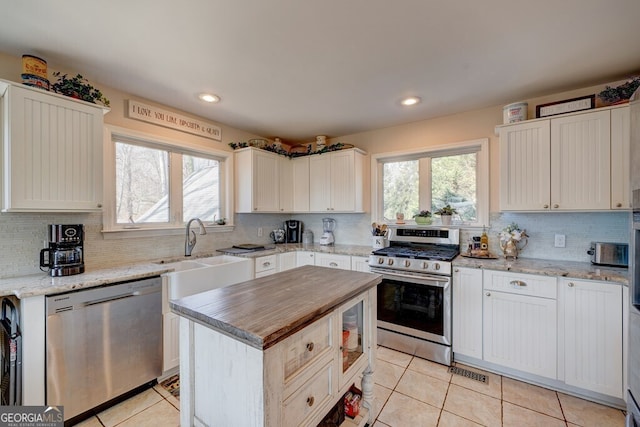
top-left (378, 277), bottom-right (444, 336)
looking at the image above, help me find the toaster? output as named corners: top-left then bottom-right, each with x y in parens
top-left (587, 242), bottom-right (628, 267)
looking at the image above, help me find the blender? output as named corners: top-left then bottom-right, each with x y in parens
top-left (320, 218), bottom-right (336, 246)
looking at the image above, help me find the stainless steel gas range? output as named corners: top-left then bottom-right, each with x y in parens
top-left (369, 226), bottom-right (460, 365)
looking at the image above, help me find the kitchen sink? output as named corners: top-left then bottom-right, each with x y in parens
top-left (163, 255), bottom-right (253, 300)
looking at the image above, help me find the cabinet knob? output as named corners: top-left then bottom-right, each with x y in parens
top-left (97, 203), bottom-right (103, 208)
top-left (307, 396), bottom-right (315, 407)
top-left (553, 204), bottom-right (559, 208)
top-left (485, 292), bottom-right (491, 296)
top-left (543, 204), bottom-right (549, 209)
top-left (263, 262), bottom-right (271, 267)
top-left (568, 282), bottom-right (574, 287)
top-left (306, 342), bottom-right (314, 352)
top-left (510, 280), bottom-right (527, 287)
top-left (616, 202), bottom-right (623, 208)
top-left (330, 262), bottom-right (338, 267)
top-left (454, 268), bottom-right (459, 272)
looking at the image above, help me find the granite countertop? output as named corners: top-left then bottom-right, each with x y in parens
top-left (216, 243), bottom-right (374, 258)
top-left (170, 265), bottom-right (381, 350)
top-left (0, 263), bottom-right (174, 298)
top-left (453, 255), bottom-right (629, 285)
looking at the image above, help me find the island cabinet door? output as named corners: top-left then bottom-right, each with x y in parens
top-left (337, 293), bottom-right (370, 390)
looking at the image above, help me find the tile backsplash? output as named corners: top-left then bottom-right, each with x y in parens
top-left (0, 210), bottom-right (630, 279)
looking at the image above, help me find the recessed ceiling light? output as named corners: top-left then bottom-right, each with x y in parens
top-left (400, 96), bottom-right (421, 106)
top-left (198, 93), bottom-right (220, 103)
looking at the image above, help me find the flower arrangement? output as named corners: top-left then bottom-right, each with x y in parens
top-left (434, 204), bottom-right (457, 216)
top-left (499, 223), bottom-right (528, 242)
top-left (598, 76), bottom-right (640, 105)
top-left (414, 210), bottom-right (432, 218)
top-left (51, 72), bottom-right (110, 107)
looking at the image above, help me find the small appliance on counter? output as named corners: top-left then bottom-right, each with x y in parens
top-left (39, 224), bottom-right (85, 276)
top-left (270, 229), bottom-right (286, 244)
top-left (320, 218), bottom-right (336, 246)
top-left (587, 242), bottom-right (628, 267)
top-left (302, 230), bottom-right (314, 244)
top-left (284, 220), bottom-right (303, 243)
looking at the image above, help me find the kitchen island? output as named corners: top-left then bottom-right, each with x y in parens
top-left (170, 265), bottom-right (381, 427)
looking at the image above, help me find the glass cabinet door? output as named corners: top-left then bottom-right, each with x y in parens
top-left (340, 297), bottom-right (366, 376)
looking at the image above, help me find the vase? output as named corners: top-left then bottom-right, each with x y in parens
top-left (415, 216), bottom-right (432, 225)
top-left (440, 215), bottom-right (452, 226)
top-left (500, 237), bottom-right (528, 259)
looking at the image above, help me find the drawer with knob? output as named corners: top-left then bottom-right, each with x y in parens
top-left (282, 313), bottom-right (334, 381)
top-left (282, 361), bottom-right (333, 427)
top-left (483, 270), bottom-right (557, 299)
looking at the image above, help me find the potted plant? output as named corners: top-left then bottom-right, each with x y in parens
top-left (51, 72), bottom-right (110, 107)
top-left (413, 210), bottom-right (432, 225)
top-left (435, 204), bottom-right (457, 225)
top-left (597, 76), bottom-right (640, 106)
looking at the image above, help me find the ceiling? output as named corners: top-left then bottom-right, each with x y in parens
top-left (1, 1), bottom-right (640, 144)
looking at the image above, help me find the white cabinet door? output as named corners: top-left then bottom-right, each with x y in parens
top-left (292, 156), bottom-right (310, 212)
top-left (351, 256), bottom-right (371, 272)
top-left (499, 120), bottom-right (551, 211)
top-left (309, 149), bottom-right (366, 213)
top-left (550, 110), bottom-right (611, 210)
top-left (255, 254), bottom-right (277, 277)
top-left (315, 253), bottom-right (351, 270)
top-left (560, 278), bottom-right (623, 398)
top-left (296, 251), bottom-right (315, 266)
top-left (162, 312), bottom-right (181, 372)
top-left (1, 82), bottom-right (105, 211)
top-left (279, 157), bottom-right (293, 212)
top-left (278, 252), bottom-right (297, 272)
top-left (483, 290), bottom-right (557, 379)
top-left (610, 106), bottom-right (630, 210)
top-left (235, 148), bottom-right (280, 212)
top-left (452, 267), bottom-right (483, 359)
top-left (309, 155), bottom-right (331, 212)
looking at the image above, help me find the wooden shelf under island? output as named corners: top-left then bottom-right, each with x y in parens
top-left (170, 265), bottom-right (381, 427)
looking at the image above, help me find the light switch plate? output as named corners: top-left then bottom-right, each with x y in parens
top-left (554, 234), bottom-right (566, 248)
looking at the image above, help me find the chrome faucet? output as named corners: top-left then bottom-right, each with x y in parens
top-left (185, 218), bottom-right (207, 256)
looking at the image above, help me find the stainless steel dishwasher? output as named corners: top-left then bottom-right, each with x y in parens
top-left (46, 276), bottom-right (162, 420)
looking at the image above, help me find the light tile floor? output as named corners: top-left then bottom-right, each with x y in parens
top-left (72, 346), bottom-right (626, 426)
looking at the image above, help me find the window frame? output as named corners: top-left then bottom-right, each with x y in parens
top-left (103, 125), bottom-right (234, 238)
top-left (371, 138), bottom-right (489, 228)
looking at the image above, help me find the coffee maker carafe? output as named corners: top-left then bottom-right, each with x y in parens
top-left (40, 224), bottom-right (85, 277)
top-left (284, 220), bottom-right (303, 243)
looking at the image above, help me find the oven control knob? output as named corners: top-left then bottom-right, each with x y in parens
top-left (404, 260), bottom-right (411, 267)
top-left (433, 263), bottom-right (441, 271)
top-left (377, 257), bottom-right (385, 265)
top-left (422, 262), bottom-right (429, 269)
top-left (387, 259), bottom-right (394, 266)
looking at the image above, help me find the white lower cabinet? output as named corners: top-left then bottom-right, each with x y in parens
top-left (278, 252), bottom-right (297, 272)
top-left (297, 251), bottom-right (316, 266)
top-left (560, 278), bottom-right (623, 398)
top-left (351, 256), bottom-right (371, 272)
top-left (255, 254), bottom-right (277, 278)
top-left (483, 270), bottom-right (557, 379)
top-left (452, 267), bottom-right (483, 359)
top-left (162, 312), bottom-right (180, 372)
top-left (315, 253), bottom-right (351, 270)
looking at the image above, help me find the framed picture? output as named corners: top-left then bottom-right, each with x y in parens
top-left (535, 95), bottom-right (595, 118)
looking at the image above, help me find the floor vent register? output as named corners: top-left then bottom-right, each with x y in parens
top-left (448, 366), bottom-right (488, 384)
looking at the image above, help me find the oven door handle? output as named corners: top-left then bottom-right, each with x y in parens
top-left (370, 267), bottom-right (449, 287)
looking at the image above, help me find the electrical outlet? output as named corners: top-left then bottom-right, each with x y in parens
top-left (554, 234), bottom-right (566, 248)
top-left (258, 227), bottom-right (263, 237)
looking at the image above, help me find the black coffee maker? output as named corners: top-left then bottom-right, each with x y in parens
top-left (284, 220), bottom-right (303, 243)
top-left (40, 224), bottom-right (85, 277)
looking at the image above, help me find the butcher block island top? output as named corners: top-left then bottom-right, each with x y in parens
top-left (169, 265), bottom-right (381, 350)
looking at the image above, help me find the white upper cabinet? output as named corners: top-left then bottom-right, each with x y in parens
top-left (499, 120), bottom-right (551, 211)
top-left (550, 110), bottom-right (610, 210)
top-left (291, 156), bottom-right (310, 212)
top-left (278, 156), bottom-right (293, 212)
top-left (309, 148), bottom-right (367, 213)
top-left (0, 80), bottom-right (106, 212)
top-left (235, 148), bottom-right (280, 212)
top-left (610, 106), bottom-right (631, 209)
top-left (499, 106), bottom-right (628, 211)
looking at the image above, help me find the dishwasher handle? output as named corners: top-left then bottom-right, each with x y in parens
top-left (84, 291), bottom-right (141, 307)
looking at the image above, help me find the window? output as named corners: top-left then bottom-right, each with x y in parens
top-left (104, 126), bottom-right (230, 235)
top-left (374, 138), bottom-right (488, 227)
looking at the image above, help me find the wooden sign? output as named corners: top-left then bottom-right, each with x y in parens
top-left (127, 100), bottom-right (221, 141)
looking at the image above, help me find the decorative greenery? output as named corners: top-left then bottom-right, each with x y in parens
top-left (598, 76), bottom-right (640, 105)
top-left (228, 141), bottom-right (353, 158)
top-left (499, 222), bottom-right (528, 242)
top-left (434, 204), bottom-right (457, 216)
top-left (414, 210), bottom-right (432, 218)
top-left (51, 72), bottom-right (110, 107)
